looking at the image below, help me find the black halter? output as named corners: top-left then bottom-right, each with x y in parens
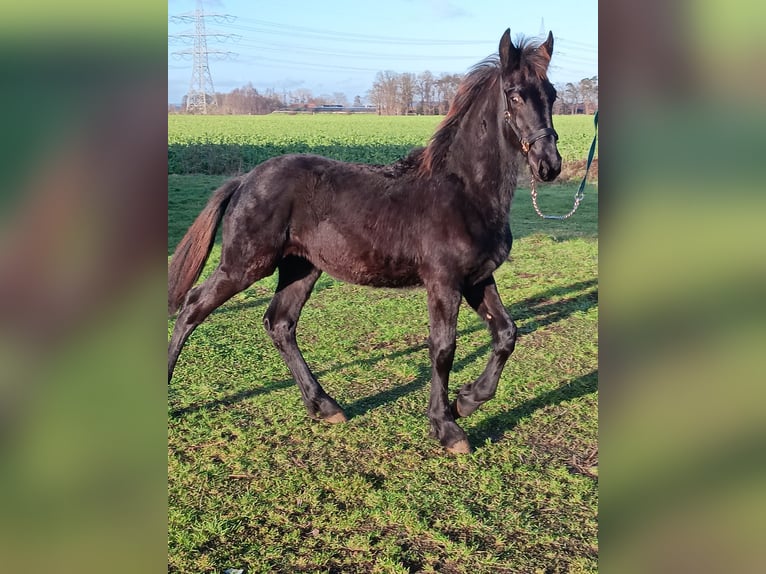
top-left (502, 98), bottom-right (558, 154)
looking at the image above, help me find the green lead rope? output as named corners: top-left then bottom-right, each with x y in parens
top-left (531, 110), bottom-right (598, 220)
top-left (577, 110), bottom-right (599, 199)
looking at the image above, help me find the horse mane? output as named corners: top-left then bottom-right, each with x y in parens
top-left (418, 37), bottom-right (550, 178)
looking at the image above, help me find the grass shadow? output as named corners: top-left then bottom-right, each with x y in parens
top-left (512, 278), bottom-right (598, 334)
top-left (467, 369), bottom-right (598, 446)
top-left (341, 324), bottom-right (487, 419)
top-left (175, 270), bottom-right (339, 319)
top-left (169, 378), bottom-right (295, 418)
top-left (170, 279), bottom-right (597, 420)
top-left (168, 142), bottom-right (418, 177)
top-left (344, 278), bottom-right (597, 417)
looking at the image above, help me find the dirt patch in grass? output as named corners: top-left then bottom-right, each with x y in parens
top-left (557, 157), bottom-right (598, 183)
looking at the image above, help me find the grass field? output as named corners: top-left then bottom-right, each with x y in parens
top-left (168, 115), bottom-right (598, 573)
top-left (168, 114), bottom-right (597, 176)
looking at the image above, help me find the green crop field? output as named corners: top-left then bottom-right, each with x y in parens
top-left (168, 114), bottom-right (597, 176)
top-left (168, 113), bottom-right (598, 572)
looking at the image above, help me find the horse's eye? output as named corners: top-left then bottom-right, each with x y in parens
top-left (510, 95), bottom-right (521, 104)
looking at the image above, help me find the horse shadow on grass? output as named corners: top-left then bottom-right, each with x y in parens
top-left (465, 369), bottom-right (598, 446)
top-left (170, 278), bottom-right (597, 426)
top-left (204, 274), bottom-right (339, 318)
top-left (343, 278), bottom-right (597, 417)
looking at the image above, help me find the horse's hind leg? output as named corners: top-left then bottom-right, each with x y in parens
top-left (263, 256), bottom-right (346, 423)
top-left (452, 275), bottom-right (517, 418)
top-left (168, 265), bottom-right (257, 382)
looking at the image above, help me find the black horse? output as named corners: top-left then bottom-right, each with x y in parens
top-left (168, 30), bottom-right (561, 454)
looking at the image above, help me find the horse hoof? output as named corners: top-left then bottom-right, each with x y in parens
top-left (323, 411), bottom-right (348, 424)
top-left (445, 439), bottom-right (473, 455)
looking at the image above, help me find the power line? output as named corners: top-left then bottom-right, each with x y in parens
top-left (231, 39), bottom-right (483, 62)
top-left (227, 17), bottom-right (491, 46)
top-left (556, 38), bottom-right (598, 51)
top-left (213, 20), bottom-right (595, 74)
top-left (222, 17), bottom-right (597, 52)
top-left (168, 11), bottom-right (596, 101)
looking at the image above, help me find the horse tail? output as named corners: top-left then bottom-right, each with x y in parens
top-left (168, 178), bottom-right (241, 315)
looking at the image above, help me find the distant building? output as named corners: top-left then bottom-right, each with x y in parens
top-left (313, 104), bottom-right (376, 114)
top-left (274, 104), bottom-right (376, 114)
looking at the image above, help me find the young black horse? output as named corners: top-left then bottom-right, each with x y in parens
top-left (168, 29), bottom-right (561, 454)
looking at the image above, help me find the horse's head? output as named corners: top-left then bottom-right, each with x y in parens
top-left (499, 29), bottom-right (562, 182)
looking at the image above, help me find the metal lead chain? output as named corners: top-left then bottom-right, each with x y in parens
top-left (530, 177), bottom-right (584, 220)
top-left (530, 110), bottom-right (598, 220)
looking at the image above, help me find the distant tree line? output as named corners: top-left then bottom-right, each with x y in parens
top-left (169, 74), bottom-right (597, 116)
top-left (553, 76), bottom-right (598, 115)
top-left (169, 82), bottom-right (362, 115)
top-left (170, 83), bottom-right (283, 115)
top-left (213, 83), bottom-right (283, 114)
top-left (366, 71), bottom-right (463, 115)
top-left (365, 71), bottom-right (597, 116)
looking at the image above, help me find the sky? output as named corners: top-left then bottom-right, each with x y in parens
top-left (168, 0), bottom-right (597, 105)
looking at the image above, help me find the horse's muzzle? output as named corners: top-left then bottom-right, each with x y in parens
top-left (530, 149), bottom-right (561, 182)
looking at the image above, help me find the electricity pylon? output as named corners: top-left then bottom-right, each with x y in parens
top-left (169, 1), bottom-right (237, 114)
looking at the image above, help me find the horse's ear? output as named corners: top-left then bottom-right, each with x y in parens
top-left (538, 31), bottom-right (554, 64)
top-left (499, 28), bottom-right (519, 71)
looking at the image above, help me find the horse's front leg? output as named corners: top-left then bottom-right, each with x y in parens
top-left (425, 282), bottom-right (472, 454)
top-left (452, 275), bottom-right (517, 418)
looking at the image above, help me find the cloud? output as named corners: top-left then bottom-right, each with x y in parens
top-left (426, 0), bottom-right (471, 19)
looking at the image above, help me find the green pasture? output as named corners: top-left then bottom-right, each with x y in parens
top-left (168, 114), bottom-right (597, 175)
top-left (168, 115), bottom-right (598, 572)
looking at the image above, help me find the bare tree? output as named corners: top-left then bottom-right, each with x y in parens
top-left (366, 84), bottom-right (382, 114)
top-left (552, 77), bottom-right (598, 115)
top-left (415, 70), bottom-right (436, 114)
top-left (435, 73), bottom-right (461, 114)
top-left (552, 85), bottom-right (566, 115)
top-left (213, 83), bottom-right (282, 115)
top-left (398, 73), bottom-right (416, 114)
top-left (370, 70), bottom-right (400, 115)
top-left (580, 76), bottom-right (598, 114)
top-left (564, 82), bottom-right (581, 114)
top-left (364, 69), bottom-right (465, 116)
